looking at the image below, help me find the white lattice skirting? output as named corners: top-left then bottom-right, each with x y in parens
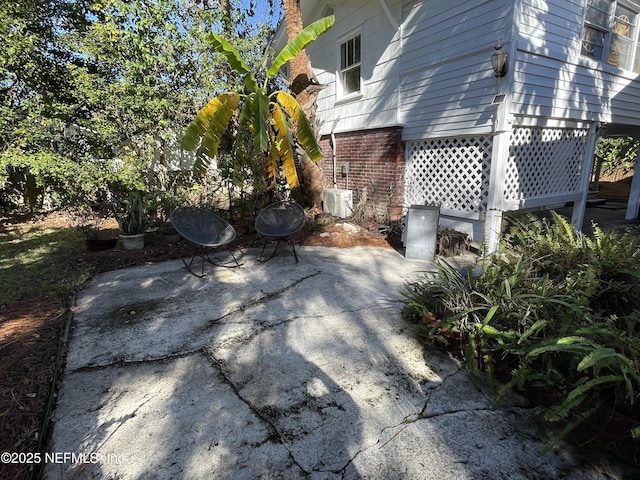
top-left (404, 127), bottom-right (589, 218)
top-left (504, 127), bottom-right (588, 208)
top-left (404, 137), bottom-right (491, 217)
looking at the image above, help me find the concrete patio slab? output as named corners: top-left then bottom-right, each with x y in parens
top-left (45, 246), bottom-right (634, 479)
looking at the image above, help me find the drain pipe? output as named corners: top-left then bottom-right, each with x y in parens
top-left (330, 116), bottom-right (341, 188)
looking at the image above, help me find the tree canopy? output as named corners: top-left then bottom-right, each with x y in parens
top-left (0, 0), bottom-right (277, 210)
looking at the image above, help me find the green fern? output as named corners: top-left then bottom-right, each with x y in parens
top-left (398, 210), bottom-right (640, 450)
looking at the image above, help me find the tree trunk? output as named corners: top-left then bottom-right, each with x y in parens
top-left (193, 1), bottom-right (231, 32)
top-left (282, 0), bottom-right (324, 210)
top-left (218, 0), bottom-right (231, 33)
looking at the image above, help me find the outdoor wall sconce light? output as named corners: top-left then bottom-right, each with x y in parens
top-left (491, 39), bottom-right (508, 79)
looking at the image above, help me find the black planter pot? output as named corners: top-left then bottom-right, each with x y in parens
top-left (85, 237), bottom-right (117, 251)
top-left (162, 231), bottom-right (182, 243)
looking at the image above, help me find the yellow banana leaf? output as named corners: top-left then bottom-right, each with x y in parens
top-left (265, 142), bottom-right (279, 185)
top-left (275, 91), bottom-right (301, 122)
top-left (191, 93), bottom-right (240, 172)
top-left (272, 104), bottom-right (299, 189)
top-left (295, 112), bottom-right (322, 162)
top-left (275, 92), bottom-right (322, 163)
top-left (182, 93), bottom-right (238, 151)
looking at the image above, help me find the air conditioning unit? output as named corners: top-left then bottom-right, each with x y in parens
top-left (323, 189), bottom-right (353, 218)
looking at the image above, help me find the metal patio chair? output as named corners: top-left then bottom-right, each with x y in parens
top-left (254, 201), bottom-right (306, 262)
top-left (170, 206), bottom-right (241, 277)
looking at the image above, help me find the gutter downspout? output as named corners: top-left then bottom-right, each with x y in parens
top-left (331, 116), bottom-right (341, 188)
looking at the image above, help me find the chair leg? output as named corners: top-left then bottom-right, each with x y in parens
top-left (257, 238), bottom-right (299, 262)
top-left (203, 248), bottom-right (242, 268)
top-left (287, 240), bottom-right (299, 263)
top-left (182, 246), bottom-right (242, 278)
top-left (182, 248), bottom-right (206, 278)
top-left (258, 239), bottom-right (269, 262)
top-left (257, 239), bottom-right (281, 262)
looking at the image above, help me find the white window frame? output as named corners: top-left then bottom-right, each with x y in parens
top-left (336, 28), bottom-right (362, 101)
top-left (581, 0), bottom-right (640, 72)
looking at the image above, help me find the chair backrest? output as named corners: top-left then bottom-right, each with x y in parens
top-left (255, 201), bottom-right (306, 240)
top-left (170, 207), bottom-right (236, 247)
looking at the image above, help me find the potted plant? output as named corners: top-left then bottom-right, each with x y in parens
top-left (157, 189), bottom-right (186, 243)
top-left (115, 192), bottom-right (146, 250)
top-left (72, 208), bottom-right (118, 251)
top-left (387, 183), bottom-right (404, 222)
top-left (67, 187), bottom-right (118, 251)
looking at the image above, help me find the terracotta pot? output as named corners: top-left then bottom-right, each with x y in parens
top-left (387, 206), bottom-right (403, 222)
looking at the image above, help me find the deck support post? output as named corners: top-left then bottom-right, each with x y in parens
top-left (484, 95), bottom-right (512, 254)
top-left (626, 145), bottom-right (640, 220)
top-left (571, 123), bottom-right (599, 231)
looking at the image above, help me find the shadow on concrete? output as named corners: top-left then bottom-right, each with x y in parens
top-left (45, 247), bottom-right (637, 479)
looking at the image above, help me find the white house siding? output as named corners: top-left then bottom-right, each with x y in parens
top-left (608, 69), bottom-right (640, 125)
top-left (507, 0), bottom-right (640, 223)
top-left (512, 51), bottom-right (606, 122)
top-left (306, 0), bottom-right (403, 136)
top-left (302, 0), bottom-right (640, 245)
top-left (399, 0), bottom-right (512, 241)
top-left (512, 0), bottom-right (640, 126)
top-left (511, 58), bottom-right (640, 124)
top-left (399, 0), bottom-right (512, 140)
top-left (306, 0), bottom-right (515, 138)
top-left (517, 0), bottom-right (584, 55)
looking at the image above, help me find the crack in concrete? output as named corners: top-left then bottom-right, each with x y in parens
top-left (69, 348), bottom-right (201, 373)
top-left (74, 343), bottom-right (317, 476)
top-left (170, 270), bottom-right (324, 352)
top-left (70, 347), bottom-right (536, 469)
top-left (418, 367), bottom-right (466, 416)
top-left (201, 349), bottom-right (312, 477)
top-left (203, 270), bottom-right (322, 327)
top-left (207, 302), bottom-right (395, 352)
top-left (306, 370), bottom-right (475, 478)
top-left (68, 271), bottom-right (322, 372)
top-left (414, 368), bottom-right (536, 422)
top-left (197, 270), bottom-right (396, 340)
top-left (329, 366), bottom-right (540, 476)
top-left (68, 268), bottom-right (487, 478)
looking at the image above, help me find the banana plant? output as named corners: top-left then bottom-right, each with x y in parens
top-left (182, 15), bottom-right (334, 189)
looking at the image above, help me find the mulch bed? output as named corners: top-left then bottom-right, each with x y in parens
top-left (0, 297), bottom-right (67, 480)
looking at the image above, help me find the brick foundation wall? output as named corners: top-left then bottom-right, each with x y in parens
top-left (319, 126), bottom-right (405, 219)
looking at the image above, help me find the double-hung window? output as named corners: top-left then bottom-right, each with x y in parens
top-left (339, 32), bottom-right (361, 97)
top-left (581, 0), bottom-right (640, 72)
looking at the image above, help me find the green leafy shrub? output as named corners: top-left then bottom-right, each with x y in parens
top-left (114, 192), bottom-right (146, 235)
top-left (595, 136), bottom-right (638, 177)
top-left (400, 211), bottom-right (640, 446)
